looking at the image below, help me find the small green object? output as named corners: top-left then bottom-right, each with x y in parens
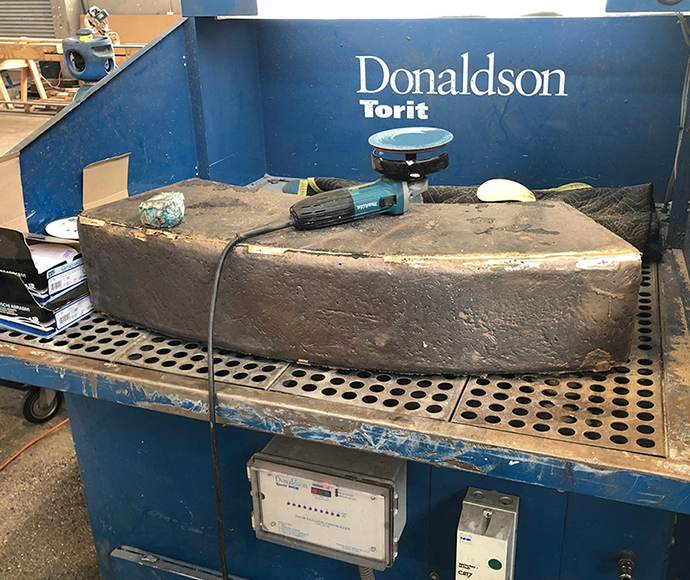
top-left (488, 559), bottom-right (503, 570)
top-left (138, 191), bottom-right (185, 228)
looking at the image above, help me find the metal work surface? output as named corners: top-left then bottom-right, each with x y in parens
top-left (452, 264), bottom-right (664, 456)
top-left (0, 264), bottom-right (665, 447)
top-left (3, 258), bottom-right (690, 515)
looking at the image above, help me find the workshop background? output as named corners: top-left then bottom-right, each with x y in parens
top-left (2, 1), bottom-right (690, 580)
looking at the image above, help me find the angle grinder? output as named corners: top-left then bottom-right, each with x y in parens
top-left (206, 126), bottom-right (453, 580)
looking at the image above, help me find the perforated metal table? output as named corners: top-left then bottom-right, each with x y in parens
top-left (1, 254), bottom-right (690, 517)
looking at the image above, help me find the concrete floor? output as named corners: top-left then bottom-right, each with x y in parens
top-left (0, 112), bottom-right (102, 579)
top-left (0, 113), bottom-right (48, 155)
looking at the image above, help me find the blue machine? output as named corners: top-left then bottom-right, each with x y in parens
top-left (62, 28), bottom-right (116, 100)
top-left (4, 3), bottom-right (690, 580)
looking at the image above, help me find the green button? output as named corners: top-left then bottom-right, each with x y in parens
top-left (488, 559), bottom-right (503, 570)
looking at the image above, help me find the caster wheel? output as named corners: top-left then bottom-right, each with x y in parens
top-left (22, 387), bottom-right (63, 424)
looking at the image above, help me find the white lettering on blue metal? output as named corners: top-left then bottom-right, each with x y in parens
top-left (356, 53), bottom-right (567, 119)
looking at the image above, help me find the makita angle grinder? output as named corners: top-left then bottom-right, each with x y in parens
top-left (206, 126), bottom-right (453, 580)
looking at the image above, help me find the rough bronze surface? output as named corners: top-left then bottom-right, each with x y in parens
top-left (78, 179), bottom-right (642, 375)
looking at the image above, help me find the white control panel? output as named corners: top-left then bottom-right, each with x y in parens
top-left (456, 488), bottom-right (519, 580)
top-left (248, 437), bottom-right (406, 570)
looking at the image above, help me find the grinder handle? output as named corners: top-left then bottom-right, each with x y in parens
top-left (290, 188), bottom-right (356, 230)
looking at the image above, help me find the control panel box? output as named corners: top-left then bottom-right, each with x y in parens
top-left (457, 488), bottom-right (519, 580)
top-left (247, 437), bottom-right (406, 570)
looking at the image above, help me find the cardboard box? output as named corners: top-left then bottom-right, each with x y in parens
top-left (0, 151), bottom-right (129, 336)
top-left (0, 273), bottom-right (92, 337)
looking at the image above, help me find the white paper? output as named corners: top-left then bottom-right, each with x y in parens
top-left (29, 243), bottom-right (79, 274)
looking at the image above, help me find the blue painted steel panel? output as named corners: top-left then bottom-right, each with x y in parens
top-left (256, 18), bottom-right (686, 199)
top-left (607, 0), bottom-right (690, 12)
top-left (18, 20), bottom-right (199, 233)
top-left (559, 493), bottom-right (675, 579)
top-left (65, 394), bottom-right (431, 580)
top-left (194, 18), bottom-right (267, 185)
top-left (181, 0), bottom-right (257, 17)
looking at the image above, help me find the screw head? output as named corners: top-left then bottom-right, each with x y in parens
top-left (471, 491), bottom-right (485, 500)
top-left (371, 546), bottom-right (376, 552)
top-left (270, 521), bottom-right (276, 527)
top-left (499, 496), bottom-right (513, 506)
top-left (429, 573), bottom-right (440, 580)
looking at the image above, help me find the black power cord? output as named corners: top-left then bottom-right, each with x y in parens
top-left (207, 219), bottom-right (295, 580)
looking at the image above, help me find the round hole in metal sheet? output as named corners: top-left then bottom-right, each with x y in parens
top-left (225, 360), bottom-right (239, 367)
top-left (567, 382), bottom-right (582, 389)
top-left (563, 403), bottom-right (579, 412)
top-left (522, 376), bottom-right (537, 383)
top-left (638, 320), bottom-right (652, 326)
top-left (377, 375), bottom-right (392, 382)
top-left (311, 373), bottom-right (325, 381)
top-left (179, 363), bottom-right (194, 371)
top-left (417, 380), bottom-right (432, 388)
top-left (322, 388), bottom-right (337, 396)
top-left (613, 377), bottom-right (630, 385)
top-left (196, 367), bottom-right (208, 374)
top-left (342, 392), bottom-right (357, 400)
top-left (519, 386), bottom-right (535, 393)
top-left (282, 380), bottom-right (297, 388)
top-left (613, 366), bottom-right (630, 373)
top-left (215, 370), bottom-right (230, 377)
top-left (636, 312), bottom-right (651, 318)
top-left (536, 411), bottom-right (552, 420)
top-left (637, 400), bottom-right (654, 409)
top-left (101, 348), bottom-right (115, 355)
top-left (638, 335), bottom-right (652, 343)
top-left (190, 354), bottom-right (204, 362)
top-left (143, 356), bottom-right (159, 364)
top-left (560, 415), bottom-right (577, 424)
top-left (637, 377), bottom-right (654, 385)
top-left (302, 384), bottom-right (317, 392)
top-left (438, 382), bottom-right (454, 390)
top-left (162, 360), bottom-right (176, 368)
top-left (611, 422), bottom-right (628, 431)
top-left (168, 339), bottom-right (182, 346)
top-left (432, 393), bottom-right (448, 402)
top-left (564, 392), bottom-right (581, 401)
top-left (638, 369), bottom-right (653, 376)
top-left (362, 395), bottom-right (377, 404)
top-left (639, 291), bottom-right (651, 297)
top-left (497, 382), bottom-right (512, 390)
top-left (533, 423), bottom-right (550, 432)
top-left (292, 370), bottom-right (307, 377)
top-left (610, 435), bottom-right (628, 444)
top-left (390, 388), bottom-right (405, 396)
top-left (357, 371), bottom-right (372, 378)
top-left (85, 346), bottom-right (98, 353)
top-left (66, 332), bottom-right (80, 339)
top-left (544, 379), bottom-right (560, 386)
top-left (383, 398), bottom-right (398, 407)
top-left (539, 400), bottom-right (555, 408)
top-left (516, 396), bottom-right (532, 404)
top-left (128, 353), bottom-right (142, 361)
top-left (638, 359), bottom-right (653, 366)
top-left (396, 378), bottom-right (411, 385)
top-left (586, 418), bottom-right (602, 427)
top-left (174, 352), bottom-right (188, 359)
top-left (493, 392), bottom-right (509, 401)
top-left (637, 412), bottom-right (654, 421)
top-left (584, 431), bottom-right (602, 440)
top-left (637, 425), bottom-right (655, 434)
top-left (411, 391), bottom-right (427, 399)
top-left (98, 337), bottom-right (112, 345)
top-left (404, 401), bottom-right (420, 410)
top-left (513, 408), bottom-right (528, 416)
top-left (151, 336), bottom-right (165, 343)
top-left (589, 395), bottom-right (605, 404)
top-left (637, 344), bottom-right (653, 351)
top-left (613, 387), bottom-right (629, 395)
top-left (233, 372), bottom-right (248, 380)
top-left (427, 405), bottom-right (443, 414)
top-left (587, 407), bottom-right (604, 415)
top-left (558, 427), bottom-right (575, 436)
top-left (113, 340), bottom-right (127, 347)
top-left (636, 438), bottom-right (655, 448)
top-left (476, 378), bottom-right (491, 386)
top-left (612, 410), bottom-right (629, 418)
top-left (591, 374), bottom-right (608, 381)
top-left (542, 389), bottom-right (558, 397)
top-left (111, 330), bottom-right (124, 337)
top-left (330, 377), bottom-right (345, 385)
top-left (470, 388), bottom-right (486, 397)
top-left (350, 381), bottom-right (364, 389)
top-left (461, 411), bottom-right (477, 420)
top-left (612, 398), bottom-right (629, 407)
top-left (466, 400), bottom-right (482, 408)
top-left (485, 415), bottom-right (500, 424)
top-left (509, 419), bottom-right (525, 428)
top-left (489, 404), bottom-right (504, 412)
top-left (251, 375), bottom-right (267, 383)
top-left (370, 385), bottom-right (384, 393)
top-left (637, 389), bottom-right (654, 398)
top-left (590, 384), bottom-right (605, 393)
